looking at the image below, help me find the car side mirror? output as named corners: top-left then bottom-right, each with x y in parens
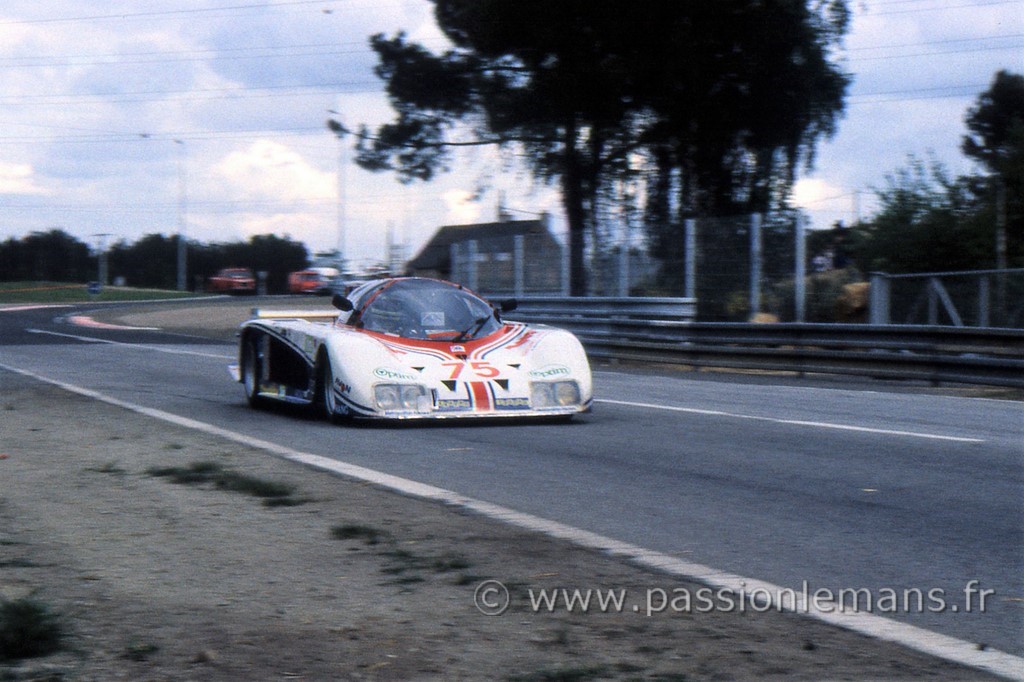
top-left (499, 299), bottom-right (518, 313)
top-left (331, 294), bottom-right (354, 312)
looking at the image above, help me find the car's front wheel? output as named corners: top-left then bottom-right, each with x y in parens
top-left (317, 352), bottom-right (348, 424)
top-left (241, 336), bottom-right (265, 408)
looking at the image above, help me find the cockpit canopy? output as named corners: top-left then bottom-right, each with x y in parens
top-left (346, 278), bottom-right (503, 342)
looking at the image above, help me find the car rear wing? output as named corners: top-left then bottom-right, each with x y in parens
top-left (250, 308), bottom-right (338, 322)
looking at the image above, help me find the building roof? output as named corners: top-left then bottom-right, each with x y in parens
top-left (407, 218), bottom-right (550, 272)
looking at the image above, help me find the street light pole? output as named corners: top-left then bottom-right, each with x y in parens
top-left (92, 233), bottom-right (112, 286)
top-left (326, 115), bottom-right (348, 275)
top-left (174, 139), bottom-right (188, 291)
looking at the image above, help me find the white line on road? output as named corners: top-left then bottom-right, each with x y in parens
top-left (66, 314), bottom-right (160, 331)
top-left (1, 361), bottom-right (1020, 680)
top-left (16, 327), bottom-right (987, 440)
top-left (24, 328), bottom-right (233, 360)
top-left (596, 398), bottom-right (986, 443)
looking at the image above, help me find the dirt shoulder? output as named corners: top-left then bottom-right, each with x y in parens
top-left (0, 302), bottom-right (1000, 680)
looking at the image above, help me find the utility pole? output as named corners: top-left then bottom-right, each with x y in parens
top-left (749, 213), bottom-right (763, 320)
top-left (92, 233), bottom-right (112, 286)
top-left (996, 178), bottom-right (1008, 323)
top-left (175, 139), bottom-right (188, 291)
top-left (326, 113), bottom-right (348, 275)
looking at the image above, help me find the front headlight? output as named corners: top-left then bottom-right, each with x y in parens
top-left (530, 381), bottom-right (580, 408)
top-left (554, 381), bottom-right (581, 406)
top-left (374, 384), bottom-right (429, 412)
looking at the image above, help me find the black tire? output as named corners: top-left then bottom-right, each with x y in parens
top-left (241, 336), bottom-right (265, 408)
top-left (317, 353), bottom-right (348, 424)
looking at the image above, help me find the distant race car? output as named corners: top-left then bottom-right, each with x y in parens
top-left (231, 277), bottom-right (592, 421)
top-left (287, 267), bottom-right (339, 294)
top-left (207, 267), bottom-right (256, 294)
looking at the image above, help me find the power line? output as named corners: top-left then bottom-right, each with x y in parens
top-left (847, 42), bottom-right (1023, 62)
top-left (866, 0), bottom-right (1022, 16)
top-left (845, 33), bottom-right (1024, 52)
top-left (0, 1), bottom-right (343, 26)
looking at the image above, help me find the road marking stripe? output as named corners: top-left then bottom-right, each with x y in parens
top-left (596, 398), bottom-right (986, 443)
top-left (11, 333), bottom-right (990, 443)
top-left (1, 361), bottom-right (1020, 680)
top-left (0, 304), bottom-right (72, 312)
top-left (66, 314), bottom-right (160, 331)
top-left (24, 328), bottom-right (233, 360)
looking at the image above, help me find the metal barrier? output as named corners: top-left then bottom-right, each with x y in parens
top-left (870, 269), bottom-right (1024, 328)
top-left (504, 297), bottom-right (1024, 388)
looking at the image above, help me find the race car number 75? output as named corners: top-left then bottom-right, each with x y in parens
top-left (442, 361), bottom-right (500, 379)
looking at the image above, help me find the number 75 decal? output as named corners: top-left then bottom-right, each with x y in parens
top-left (442, 361), bottom-right (500, 379)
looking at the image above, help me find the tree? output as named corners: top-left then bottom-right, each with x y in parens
top-left (640, 1), bottom-right (850, 294)
top-left (847, 155), bottom-right (993, 274)
top-left (355, 1), bottom-right (851, 295)
top-left (108, 234), bottom-right (176, 289)
top-left (961, 70), bottom-right (1024, 268)
top-left (223, 234), bottom-right (309, 293)
top-left (0, 230), bottom-right (92, 282)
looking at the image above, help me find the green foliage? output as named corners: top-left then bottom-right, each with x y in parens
top-left (962, 70), bottom-right (1024, 267)
top-left (331, 524), bottom-right (390, 545)
top-left (0, 598), bottom-right (64, 660)
top-left (0, 230), bottom-right (92, 282)
top-left (0, 281), bottom-right (202, 304)
top-left (146, 461), bottom-right (304, 507)
top-left (358, 1), bottom-right (851, 294)
top-left (0, 231), bottom-right (309, 293)
top-left (848, 154), bottom-right (998, 274)
top-left (962, 70), bottom-right (1024, 178)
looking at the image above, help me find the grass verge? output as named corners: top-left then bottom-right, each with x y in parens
top-left (0, 281), bottom-right (207, 305)
top-left (146, 461), bottom-right (307, 507)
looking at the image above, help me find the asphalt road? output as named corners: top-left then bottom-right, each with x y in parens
top-left (1, 302), bottom-right (1022, 656)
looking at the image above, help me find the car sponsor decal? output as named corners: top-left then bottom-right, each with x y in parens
top-left (529, 364), bottom-right (571, 378)
top-left (373, 367), bottom-right (417, 382)
top-left (494, 396), bottom-right (531, 410)
top-left (436, 398), bottom-right (472, 411)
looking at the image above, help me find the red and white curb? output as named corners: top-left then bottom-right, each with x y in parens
top-left (66, 315), bottom-right (160, 331)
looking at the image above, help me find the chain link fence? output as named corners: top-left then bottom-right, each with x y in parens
top-left (444, 215), bottom-right (1021, 328)
top-left (448, 232), bottom-right (567, 297)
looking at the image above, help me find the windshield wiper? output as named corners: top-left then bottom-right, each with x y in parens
top-left (454, 315), bottom-right (491, 342)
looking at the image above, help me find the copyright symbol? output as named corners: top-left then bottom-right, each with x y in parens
top-left (474, 580), bottom-right (510, 616)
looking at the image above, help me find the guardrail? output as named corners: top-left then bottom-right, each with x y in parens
top-left (504, 297), bottom-right (1024, 388)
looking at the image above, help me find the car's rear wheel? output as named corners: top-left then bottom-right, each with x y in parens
top-left (241, 336), bottom-right (265, 408)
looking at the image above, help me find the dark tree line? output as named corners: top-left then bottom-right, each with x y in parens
top-left (0, 230), bottom-right (309, 294)
top-left (0, 230), bottom-right (93, 282)
top-left (353, 0), bottom-right (851, 294)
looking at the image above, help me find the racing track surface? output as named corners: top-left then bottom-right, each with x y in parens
top-left (1, 302), bottom-right (1022, 659)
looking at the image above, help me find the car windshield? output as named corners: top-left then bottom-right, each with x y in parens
top-left (356, 279), bottom-right (500, 341)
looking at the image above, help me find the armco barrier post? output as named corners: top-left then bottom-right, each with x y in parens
top-left (869, 273), bottom-right (890, 325)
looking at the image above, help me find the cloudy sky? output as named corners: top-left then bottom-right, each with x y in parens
top-left (0, 1), bottom-right (1021, 270)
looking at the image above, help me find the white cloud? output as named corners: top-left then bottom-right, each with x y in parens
top-left (0, 162), bottom-right (47, 195)
top-left (0, 0), bottom-right (1019, 269)
top-left (214, 139), bottom-right (334, 202)
top-left (442, 189), bottom-right (483, 225)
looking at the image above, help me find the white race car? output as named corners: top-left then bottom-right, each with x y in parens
top-left (232, 277), bottom-right (592, 421)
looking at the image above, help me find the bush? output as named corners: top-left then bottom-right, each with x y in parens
top-left (0, 598), bottom-right (64, 660)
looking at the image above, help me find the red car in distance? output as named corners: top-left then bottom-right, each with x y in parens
top-left (206, 267), bottom-right (256, 294)
top-left (288, 267), bottom-right (339, 294)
